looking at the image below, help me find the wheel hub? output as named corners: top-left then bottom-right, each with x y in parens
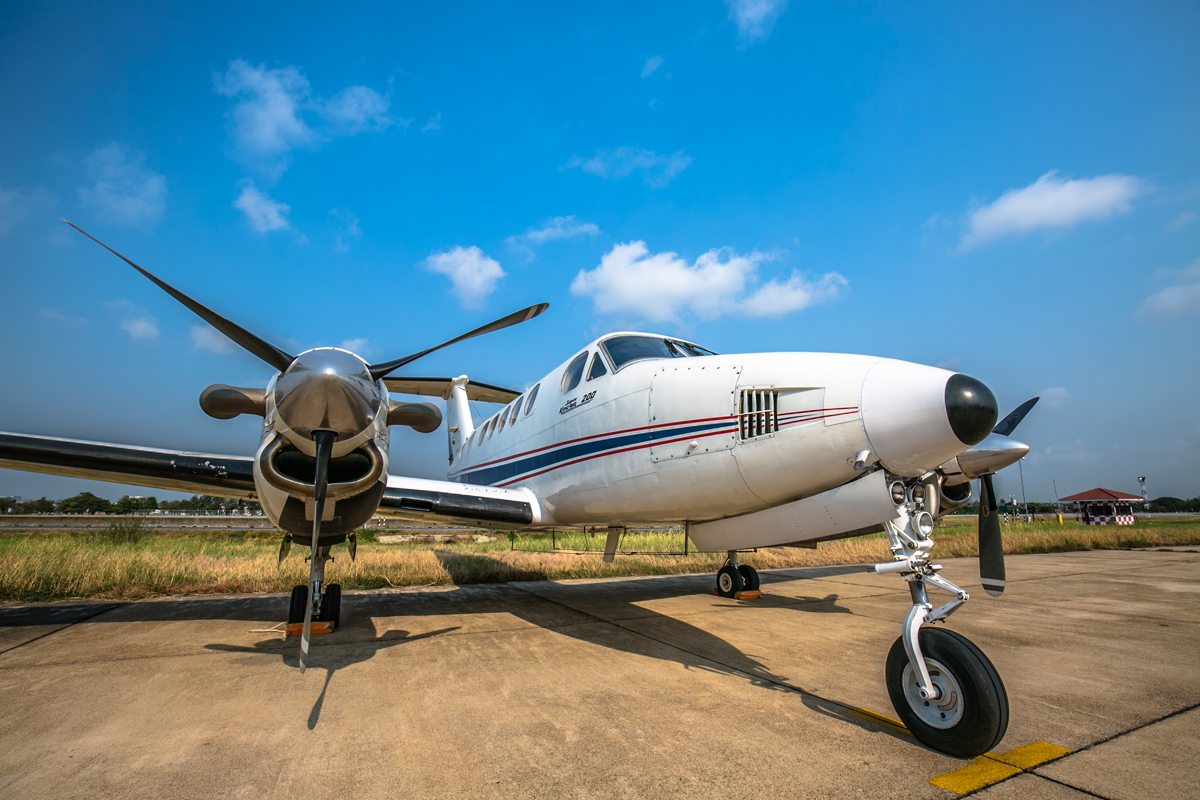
top-left (719, 572), bottom-right (734, 593)
top-left (902, 657), bottom-right (964, 729)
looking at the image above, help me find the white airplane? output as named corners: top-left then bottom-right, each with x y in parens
top-left (0, 223), bottom-right (1038, 758)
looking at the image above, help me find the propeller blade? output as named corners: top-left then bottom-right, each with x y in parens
top-left (348, 531), bottom-right (357, 562)
top-left (978, 473), bottom-right (1005, 596)
top-left (992, 397), bottom-right (1039, 438)
top-left (367, 303), bottom-right (549, 380)
top-left (277, 533), bottom-right (292, 565)
top-left (299, 429), bottom-right (336, 674)
top-left (62, 220), bottom-right (295, 372)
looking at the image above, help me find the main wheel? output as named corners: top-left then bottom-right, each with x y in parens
top-left (886, 628), bottom-right (1009, 758)
top-left (716, 566), bottom-right (744, 598)
top-left (287, 585), bottom-right (307, 625)
top-left (319, 583), bottom-right (342, 629)
top-left (738, 565), bottom-right (760, 591)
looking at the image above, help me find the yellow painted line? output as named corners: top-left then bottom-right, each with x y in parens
top-left (929, 740), bottom-right (1071, 794)
top-left (986, 740), bottom-right (1071, 770)
top-left (847, 708), bottom-right (912, 737)
top-left (929, 757), bottom-right (1020, 794)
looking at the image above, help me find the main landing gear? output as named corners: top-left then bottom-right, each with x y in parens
top-left (716, 550), bottom-right (760, 597)
top-left (286, 545), bottom-right (342, 630)
top-left (876, 488), bottom-right (1009, 757)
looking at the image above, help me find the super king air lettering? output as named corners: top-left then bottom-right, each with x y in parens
top-left (560, 391), bottom-right (596, 415)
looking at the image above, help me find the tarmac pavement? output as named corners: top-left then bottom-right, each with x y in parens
top-left (0, 549), bottom-right (1196, 799)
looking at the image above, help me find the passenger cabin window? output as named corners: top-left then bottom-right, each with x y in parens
top-left (602, 336), bottom-right (718, 371)
top-left (524, 383), bottom-right (540, 415)
top-left (587, 353), bottom-right (608, 381)
top-left (509, 400), bottom-right (522, 425)
top-left (561, 352), bottom-right (588, 393)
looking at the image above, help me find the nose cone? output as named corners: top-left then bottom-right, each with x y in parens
top-left (945, 374), bottom-right (998, 446)
top-left (274, 348), bottom-right (381, 442)
top-left (860, 360), bottom-right (998, 478)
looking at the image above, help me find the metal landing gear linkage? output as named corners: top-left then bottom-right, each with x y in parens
top-left (873, 481), bottom-right (1009, 758)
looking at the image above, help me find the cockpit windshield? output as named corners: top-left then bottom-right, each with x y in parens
top-left (601, 335), bottom-right (718, 371)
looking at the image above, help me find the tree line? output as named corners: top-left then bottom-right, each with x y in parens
top-left (0, 492), bottom-right (262, 515)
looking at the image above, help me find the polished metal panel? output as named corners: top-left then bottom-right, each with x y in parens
top-left (273, 348), bottom-right (382, 441)
top-left (199, 384), bottom-right (267, 419)
top-left (257, 432), bottom-right (384, 500)
top-left (955, 432), bottom-right (1030, 478)
top-left (386, 400), bottom-right (443, 432)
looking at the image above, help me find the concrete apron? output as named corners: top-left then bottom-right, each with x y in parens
top-left (0, 550), bottom-right (1195, 800)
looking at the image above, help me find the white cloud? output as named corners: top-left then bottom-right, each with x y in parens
top-left (121, 317), bottom-right (159, 341)
top-left (641, 56), bottom-right (664, 78)
top-left (317, 85), bottom-right (395, 136)
top-left (331, 208), bottom-right (361, 252)
top-left (570, 240), bottom-right (845, 322)
top-left (422, 113), bottom-right (442, 133)
top-left (505, 215), bottom-right (600, 260)
top-left (961, 171), bottom-right (1143, 250)
top-left (234, 180), bottom-right (290, 232)
top-left (1141, 283), bottom-right (1200, 317)
top-left (565, 147), bottom-right (692, 188)
top-left (77, 143), bottom-right (166, 227)
top-left (0, 183), bottom-right (54, 236)
top-left (213, 59), bottom-right (395, 178)
top-left (423, 246), bottom-right (506, 307)
top-left (1140, 257), bottom-right (1200, 319)
top-left (727, 0), bottom-right (788, 45)
top-left (41, 309), bottom-right (88, 326)
top-left (1038, 387), bottom-right (1073, 409)
top-left (190, 325), bottom-right (237, 354)
top-left (1170, 210), bottom-right (1198, 230)
top-left (340, 338), bottom-right (369, 353)
top-left (741, 270), bottom-right (848, 317)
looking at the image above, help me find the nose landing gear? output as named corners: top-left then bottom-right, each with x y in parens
top-left (875, 486), bottom-right (1009, 757)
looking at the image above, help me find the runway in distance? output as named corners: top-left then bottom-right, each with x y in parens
top-left (0, 223), bottom-right (1039, 758)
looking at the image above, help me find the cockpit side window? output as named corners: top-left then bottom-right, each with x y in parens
top-left (586, 352), bottom-right (608, 381)
top-left (561, 351), bottom-right (588, 394)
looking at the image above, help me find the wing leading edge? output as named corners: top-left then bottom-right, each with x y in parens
top-left (0, 432), bottom-right (256, 500)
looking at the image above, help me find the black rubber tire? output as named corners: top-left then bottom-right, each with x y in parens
top-left (287, 585), bottom-right (307, 625)
top-left (319, 583), bottom-right (342, 629)
top-left (716, 565), bottom-right (744, 598)
top-left (738, 565), bottom-right (760, 591)
top-left (886, 628), bottom-right (1009, 758)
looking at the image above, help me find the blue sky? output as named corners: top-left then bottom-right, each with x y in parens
top-left (1, 1), bottom-right (1198, 504)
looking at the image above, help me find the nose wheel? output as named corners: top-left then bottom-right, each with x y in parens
top-left (886, 627), bottom-right (1008, 757)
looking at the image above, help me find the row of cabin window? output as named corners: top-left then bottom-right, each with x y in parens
top-left (468, 337), bottom-right (717, 448)
top-left (471, 382), bottom-right (542, 445)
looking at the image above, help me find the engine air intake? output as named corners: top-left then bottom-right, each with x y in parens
top-left (739, 389), bottom-right (779, 441)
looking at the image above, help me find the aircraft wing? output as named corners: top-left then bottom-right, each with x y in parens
top-left (383, 377), bottom-right (521, 404)
top-left (377, 474), bottom-right (536, 529)
top-left (0, 431), bottom-right (257, 500)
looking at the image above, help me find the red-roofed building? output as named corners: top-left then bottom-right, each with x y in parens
top-left (1058, 488), bottom-right (1144, 526)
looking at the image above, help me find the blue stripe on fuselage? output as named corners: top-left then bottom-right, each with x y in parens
top-left (454, 419), bottom-right (734, 486)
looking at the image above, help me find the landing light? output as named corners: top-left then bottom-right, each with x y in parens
top-left (911, 484), bottom-right (926, 506)
top-left (916, 511), bottom-right (934, 538)
top-left (890, 481), bottom-right (907, 506)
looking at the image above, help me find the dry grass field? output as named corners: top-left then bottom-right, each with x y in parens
top-left (1, 518), bottom-right (1197, 603)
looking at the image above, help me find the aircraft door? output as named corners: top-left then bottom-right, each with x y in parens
top-left (648, 363), bottom-right (741, 462)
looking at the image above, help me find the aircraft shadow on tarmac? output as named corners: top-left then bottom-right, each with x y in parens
top-left (0, 557), bottom-right (913, 745)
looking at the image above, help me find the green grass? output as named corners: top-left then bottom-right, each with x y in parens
top-left (1, 519), bottom-right (1197, 603)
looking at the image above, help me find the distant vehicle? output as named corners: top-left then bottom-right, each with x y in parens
top-left (0, 223), bottom-right (1038, 757)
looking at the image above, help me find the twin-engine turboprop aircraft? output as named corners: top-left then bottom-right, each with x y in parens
top-left (0, 223), bottom-right (1038, 758)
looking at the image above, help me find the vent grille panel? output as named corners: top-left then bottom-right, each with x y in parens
top-left (739, 389), bottom-right (778, 441)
